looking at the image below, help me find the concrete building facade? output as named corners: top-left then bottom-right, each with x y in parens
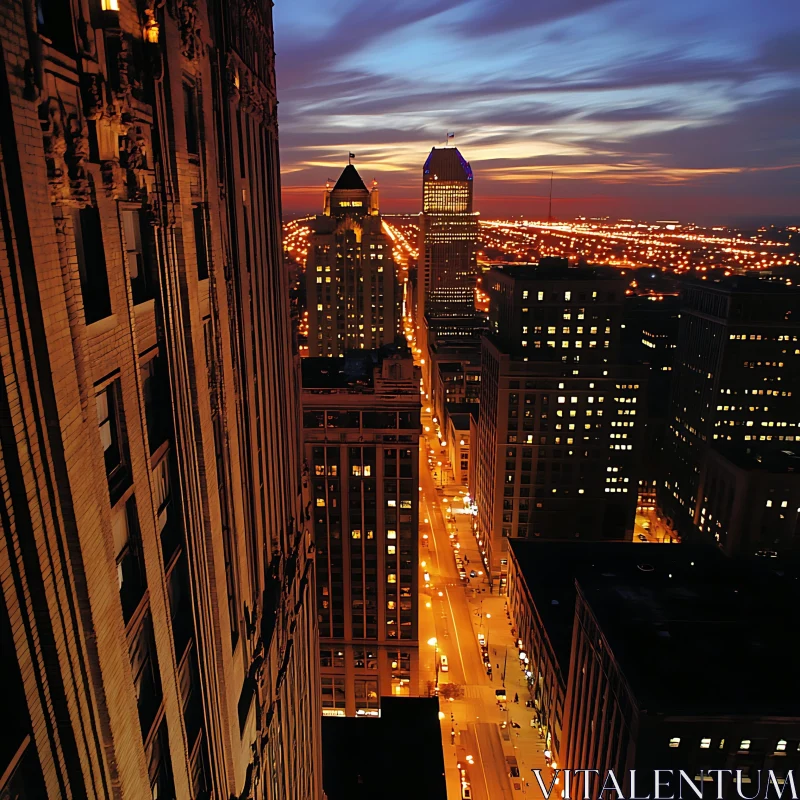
top-left (301, 348), bottom-right (421, 716)
top-left (0, 2), bottom-right (320, 798)
top-left (660, 278), bottom-right (800, 539)
top-left (474, 263), bottom-right (645, 589)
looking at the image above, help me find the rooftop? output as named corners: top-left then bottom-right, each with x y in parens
top-left (333, 163), bottom-right (368, 192)
top-left (580, 554), bottom-right (800, 716)
top-left (510, 541), bottom-right (800, 715)
top-left (489, 259), bottom-right (623, 283)
top-left (446, 402), bottom-right (478, 431)
top-left (301, 343), bottom-right (411, 391)
top-left (423, 146), bottom-right (473, 182)
top-left (710, 444), bottom-right (800, 473)
top-left (322, 697), bottom-right (446, 800)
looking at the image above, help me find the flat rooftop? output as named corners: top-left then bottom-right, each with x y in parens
top-left (579, 554), bottom-right (800, 716)
top-left (302, 343), bottom-right (411, 390)
top-left (489, 259), bottom-right (623, 282)
top-left (711, 444), bottom-right (800, 473)
top-left (509, 542), bottom-right (800, 715)
top-left (322, 697), bottom-right (447, 800)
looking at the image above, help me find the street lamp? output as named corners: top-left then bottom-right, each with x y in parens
top-left (428, 637), bottom-right (439, 691)
top-left (485, 613), bottom-right (491, 652)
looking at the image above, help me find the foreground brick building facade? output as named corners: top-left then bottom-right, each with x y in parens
top-left (0, 2), bottom-right (320, 798)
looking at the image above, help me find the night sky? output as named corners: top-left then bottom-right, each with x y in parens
top-left (273, 0), bottom-right (799, 224)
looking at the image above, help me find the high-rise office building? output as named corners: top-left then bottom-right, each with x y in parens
top-left (660, 278), bottom-right (800, 540)
top-left (306, 165), bottom-right (399, 357)
top-left (418, 147), bottom-right (480, 323)
top-left (0, 3), bottom-right (320, 799)
top-left (301, 347), bottom-right (421, 716)
top-left (475, 261), bottom-right (644, 590)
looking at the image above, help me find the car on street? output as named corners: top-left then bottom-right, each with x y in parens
top-left (495, 688), bottom-right (506, 702)
top-left (637, 533), bottom-right (647, 542)
top-left (469, 570), bottom-right (477, 578)
top-left (461, 784), bottom-right (472, 800)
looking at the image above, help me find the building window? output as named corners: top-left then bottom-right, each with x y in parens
top-left (669, 738), bottom-right (680, 748)
top-left (146, 719), bottom-right (176, 800)
top-left (700, 738), bottom-right (711, 749)
top-left (122, 208), bottom-right (155, 304)
top-left (97, 381), bottom-right (129, 499)
top-left (113, 497), bottom-right (147, 625)
top-left (183, 83), bottom-right (199, 155)
top-left (739, 740), bottom-right (750, 752)
top-left (321, 677), bottom-right (346, 712)
top-left (192, 205), bottom-right (209, 280)
top-left (354, 679), bottom-right (379, 715)
top-left (73, 206), bottom-right (112, 323)
top-left (129, 612), bottom-right (163, 739)
top-left (141, 353), bottom-right (171, 453)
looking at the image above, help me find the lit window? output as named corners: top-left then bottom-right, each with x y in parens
top-left (316, 497), bottom-right (326, 507)
top-left (564, 291), bottom-right (571, 301)
top-left (558, 396), bottom-right (566, 404)
top-left (777, 740), bottom-right (787, 752)
top-left (766, 500), bottom-right (773, 507)
top-left (739, 740), bottom-right (750, 752)
top-left (700, 738), bottom-right (711, 749)
top-left (387, 530), bottom-right (397, 539)
top-left (364, 466), bottom-right (371, 477)
top-left (351, 530), bottom-right (361, 539)
top-left (669, 738), bottom-right (680, 748)
top-left (352, 466), bottom-right (362, 477)
top-left (387, 545), bottom-right (396, 555)
top-left (387, 573), bottom-right (397, 584)
top-left (387, 499), bottom-right (396, 507)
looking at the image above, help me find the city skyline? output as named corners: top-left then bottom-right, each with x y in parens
top-left (274, 0), bottom-right (799, 224)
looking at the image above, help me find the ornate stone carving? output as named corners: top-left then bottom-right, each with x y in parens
top-left (175, 0), bottom-right (202, 61)
top-left (67, 118), bottom-right (92, 206)
top-left (101, 158), bottom-right (125, 198)
top-left (81, 74), bottom-right (105, 121)
top-left (40, 98), bottom-right (69, 203)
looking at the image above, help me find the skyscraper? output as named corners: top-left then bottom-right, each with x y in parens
top-left (418, 147), bottom-right (480, 323)
top-left (0, 2), bottom-right (320, 798)
top-left (301, 347), bottom-right (421, 716)
top-left (306, 165), bottom-right (400, 357)
top-left (660, 278), bottom-right (800, 540)
top-left (475, 261), bottom-right (644, 590)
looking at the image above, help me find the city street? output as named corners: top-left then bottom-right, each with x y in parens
top-left (417, 406), bottom-right (553, 800)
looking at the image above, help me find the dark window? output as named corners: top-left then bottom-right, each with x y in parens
top-left (74, 206), bottom-right (112, 323)
top-left (154, 456), bottom-right (181, 566)
top-left (183, 84), bottom-right (199, 155)
top-left (113, 497), bottom-right (147, 625)
top-left (141, 353), bottom-right (171, 453)
top-left (122, 208), bottom-right (156, 304)
top-left (129, 612), bottom-right (162, 738)
top-left (146, 720), bottom-right (176, 800)
top-left (166, 555), bottom-right (194, 663)
top-left (96, 381), bottom-right (129, 500)
top-left (36, 0), bottom-right (74, 54)
top-left (192, 205), bottom-right (209, 280)
top-left (304, 411), bottom-right (325, 428)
